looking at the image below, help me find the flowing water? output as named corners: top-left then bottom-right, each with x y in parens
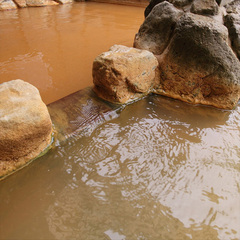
top-left (0, 95), bottom-right (239, 240)
top-left (0, 2), bottom-right (144, 104)
top-left (0, 2), bottom-right (240, 240)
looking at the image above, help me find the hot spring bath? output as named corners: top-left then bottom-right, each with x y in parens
top-left (0, 2), bottom-right (240, 240)
top-left (0, 94), bottom-right (240, 239)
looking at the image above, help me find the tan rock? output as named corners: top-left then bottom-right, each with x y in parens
top-left (26, 0), bottom-right (58, 7)
top-left (0, 0), bottom-right (17, 10)
top-left (13, 0), bottom-right (27, 7)
top-left (93, 45), bottom-right (158, 104)
top-left (0, 79), bottom-right (52, 178)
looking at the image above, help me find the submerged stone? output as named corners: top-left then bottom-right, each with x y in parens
top-left (0, 79), bottom-right (52, 178)
top-left (48, 87), bottom-right (122, 142)
top-left (93, 45), bottom-right (158, 104)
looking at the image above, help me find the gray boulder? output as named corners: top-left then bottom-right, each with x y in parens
top-left (135, 1), bottom-right (183, 55)
top-left (134, 1), bottom-right (240, 109)
top-left (224, 0), bottom-right (240, 59)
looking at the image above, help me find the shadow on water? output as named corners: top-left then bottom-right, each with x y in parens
top-left (0, 95), bottom-right (239, 240)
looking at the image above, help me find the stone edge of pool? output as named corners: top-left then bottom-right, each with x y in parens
top-left (47, 86), bottom-right (124, 144)
top-left (0, 86), bottom-right (125, 180)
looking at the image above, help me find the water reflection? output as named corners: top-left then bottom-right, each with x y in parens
top-left (0, 95), bottom-right (239, 239)
top-left (0, 2), bottom-right (144, 104)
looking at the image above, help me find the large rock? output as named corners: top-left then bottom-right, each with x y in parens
top-left (93, 45), bottom-right (158, 104)
top-left (224, 0), bottom-right (240, 59)
top-left (0, 79), bottom-right (52, 178)
top-left (134, 1), bottom-right (240, 109)
top-left (0, 0), bottom-right (17, 10)
top-left (144, 0), bottom-right (191, 17)
top-left (169, 0), bottom-right (193, 7)
top-left (135, 1), bottom-right (183, 55)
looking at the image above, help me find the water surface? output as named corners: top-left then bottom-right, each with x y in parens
top-left (0, 2), bottom-right (144, 104)
top-left (0, 95), bottom-right (239, 240)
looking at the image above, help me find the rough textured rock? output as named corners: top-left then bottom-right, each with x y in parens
top-left (0, 79), bottom-right (52, 178)
top-left (135, 1), bottom-right (183, 55)
top-left (145, 0), bottom-right (163, 17)
top-left (145, 0), bottom-right (223, 17)
top-left (55, 0), bottom-right (72, 4)
top-left (144, 0), bottom-right (191, 17)
top-left (190, 0), bottom-right (219, 15)
top-left (224, 0), bottom-right (240, 59)
top-left (13, 0), bottom-right (26, 7)
top-left (0, 0), bottom-right (17, 10)
top-left (93, 45), bottom-right (158, 104)
top-left (169, 0), bottom-right (192, 7)
top-left (26, 0), bottom-right (58, 6)
top-left (134, 1), bottom-right (240, 109)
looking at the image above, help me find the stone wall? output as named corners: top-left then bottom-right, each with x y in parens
top-left (0, 0), bottom-right (148, 10)
top-left (0, 0), bottom-right (79, 11)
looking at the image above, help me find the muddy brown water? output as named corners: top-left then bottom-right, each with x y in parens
top-left (0, 2), bottom-right (144, 104)
top-left (0, 94), bottom-right (240, 239)
top-left (0, 2), bottom-right (240, 240)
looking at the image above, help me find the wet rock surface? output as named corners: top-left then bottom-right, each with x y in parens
top-left (0, 80), bottom-right (52, 178)
top-left (93, 45), bottom-right (158, 104)
top-left (48, 87), bottom-right (122, 142)
top-left (134, 0), bottom-right (240, 109)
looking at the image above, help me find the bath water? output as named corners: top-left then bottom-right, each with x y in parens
top-left (0, 2), bottom-right (144, 104)
top-left (0, 95), bottom-right (239, 239)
